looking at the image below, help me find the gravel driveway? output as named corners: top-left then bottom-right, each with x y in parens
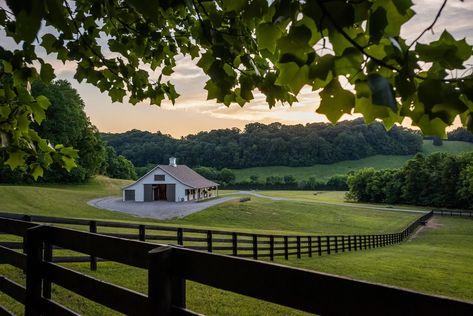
top-left (87, 196), bottom-right (236, 220)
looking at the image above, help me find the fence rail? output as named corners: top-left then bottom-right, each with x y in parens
top-left (0, 211), bottom-right (433, 269)
top-left (433, 209), bottom-right (473, 217)
top-left (0, 216), bottom-right (472, 315)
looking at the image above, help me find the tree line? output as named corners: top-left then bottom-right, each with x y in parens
top-left (102, 119), bottom-right (423, 169)
top-left (347, 152), bottom-right (473, 210)
top-left (190, 166), bottom-right (348, 191)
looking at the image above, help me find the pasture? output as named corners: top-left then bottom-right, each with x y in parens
top-left (231, 140), bottom-right (473, 182)
top-left (0, 177), bottom-right (472, 314)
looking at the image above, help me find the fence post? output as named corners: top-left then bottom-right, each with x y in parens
top-left (89, 220), bottom-right (97, 271)
top-left (308, 236), bottom-right (312, 257)
top-left (326, 236), bottom-right (331, 255)
top-left (139, 225), bottom-right (146, 241)
top-left (341, 236), bottom-right (345, 252)
top-left (25, 226), bottom-right (44, 316)
top-left (207, 231), bottom-right (213, 253)
top-left (232, 233), bottom-right (238, 256)
top-left (296, 236), bottom-right (301, 258)
top-left (334, 236), bottom-right (338, 254)
top-left (148, 246), bottom-right (186, 315)
top-left (43, 243), bottom-right (52, 300)
top-left (177, 228), bottom-right (183, 246)
top-left (252, 235), bottom-right (258, 260)
top-left (22, 215), bottom-right (32, 256)
top-left (364, 235), bottom-right (367, 250)
top-left (354, 236), bottom-right (357, 251)
top-left (348, 236), bottom-right (352, 251)
top-left (269, 236), bottom-right (274, 261)
top-left (284, 236), bottom-right (289, 260)
top-left (317, 236), bottom-right (322, 256)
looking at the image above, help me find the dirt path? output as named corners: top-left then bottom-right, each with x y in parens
top-left (408, 217), bottom-right (443, 241)
top-left (222, 191), bottom-right (429, 214)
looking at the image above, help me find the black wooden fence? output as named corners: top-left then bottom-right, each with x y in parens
top-left (433, 209), bottom-right (473, 217)
top-left (0, 216), bottom-right (472, 315)
top-left (0, 211), bottom-right (433, 270)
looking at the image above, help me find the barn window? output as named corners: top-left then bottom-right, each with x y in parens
top-left (154, 174), bottom-right (165, 181)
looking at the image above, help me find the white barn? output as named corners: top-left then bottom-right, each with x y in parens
top-left (122, 157), bottom-right (219, 202)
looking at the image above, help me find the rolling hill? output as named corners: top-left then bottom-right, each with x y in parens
top-left (231, 140), bottom-right (473, 182)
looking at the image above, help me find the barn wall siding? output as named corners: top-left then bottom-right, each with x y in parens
top-left (122, 167), bottom-right (190, 202)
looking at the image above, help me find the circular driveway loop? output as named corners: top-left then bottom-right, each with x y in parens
top-left (87, 196), bottom-right (236, 220)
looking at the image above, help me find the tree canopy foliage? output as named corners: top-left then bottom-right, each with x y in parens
top-left (347, 152), bottom-right (473, 209)
top-left (1, 0), bottom-right (472, 177)
top-left (0, 80), bottom-right (136, 182)
top-left (102, 119), bottom-right (422, 169)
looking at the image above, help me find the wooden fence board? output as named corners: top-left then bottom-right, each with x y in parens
top-left (42, 262), bottom-right (148, 315)
top-left (171, 246), bottom-right (473, 316)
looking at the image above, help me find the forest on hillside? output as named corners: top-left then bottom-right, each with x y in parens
top-left (347, 152), bottom-right (473, 210)
top-left (102, 119), bottom-right (423, 169)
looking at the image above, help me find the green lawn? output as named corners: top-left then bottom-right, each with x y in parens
top-left (0, 177), bottom-right (418, 236)
top-left (170, 197), bottom-right (418, 235)
top-left (1, 216), bottom-right (471, 315)
top-left (422, 140), bottom-right (473, 154)
top-left (231, 140), bottom-right (473, 182)
top-left (231, 155), bottom-right (412, 182)
top-left (0, 176), bottom-right (137, 221)
top-left (0, 178), bottom-right (472, 314)
top-left (279, 216), bottom-right (473, 302)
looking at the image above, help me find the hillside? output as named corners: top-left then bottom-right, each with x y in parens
top-left (231, 140), bottom-right (473, 182)
top-left (102, 119), bottom-right (422, 169)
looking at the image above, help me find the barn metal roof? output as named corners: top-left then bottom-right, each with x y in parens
top-left (158, 164), bottom-right (219, 189)
top-left (123, 164), bottom-right (219, 189)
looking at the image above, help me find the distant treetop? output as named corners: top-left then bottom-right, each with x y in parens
top-left (1, 0), bottom-right (472, 178)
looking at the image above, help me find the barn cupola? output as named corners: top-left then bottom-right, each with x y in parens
top-left (169, 157), bottom-right (177, 167)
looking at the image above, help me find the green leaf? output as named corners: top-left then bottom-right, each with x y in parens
top-left (162, 65), bottom-right (173, 76)
top-left (416, 31), bottom-right (472, 70)
top-left (30, 102), bottom-right (46, 124)
top-left (197, 52), bottom-right (215, 74)
top-left (5, 151), bottom-right (26, 170)
top-left (36, 95), bottom-right (51, 109)
top-left (367, 74), bottom-right (397, 111)
top-left (221, 0), bottom-right (246, 12)
top-left (61, 155), bottom-right (77, 172)
top-left (40, 62), bottom-right (55, 82)
top-left (275, 62), bottom-right (309, 94)
top-left (31, 164), bottom-right (44, 180)
top-left (368, 7), bottom-right (387, 43)
top-left (2, 60), bottom-right (13, 73)
top-left (256, 23), bottom-right (282, 54)
top-left (414, 115), bottom-right (448, 138)
top-left (309, 55), bottom-right (335, 89)
top-left (11, 0), bottom-right (44, 43)
top-left (317, 78), bottom-right (355, 123)
top-left (109, 88), bottom-right (127, 102)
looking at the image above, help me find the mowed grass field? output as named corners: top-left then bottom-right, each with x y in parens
top-left (0, 177), bottom-right (472, 314)
top-left (231, 140), bottom-right (473, 182)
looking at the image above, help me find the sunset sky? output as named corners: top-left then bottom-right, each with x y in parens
top-left (3, 0), bottom-right (473, 137)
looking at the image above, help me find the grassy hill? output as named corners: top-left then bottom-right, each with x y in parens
top-left (231, 140), bottom-right (473, 182)
top-left (0, 177), bottom-right (472, 314)
top-left (0, 176), bottom-right (417, 235)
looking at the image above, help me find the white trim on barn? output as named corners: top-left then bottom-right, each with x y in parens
top-left (122, 158), bottom-right (219, 202)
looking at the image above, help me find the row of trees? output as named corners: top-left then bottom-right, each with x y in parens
top-left (229, 174), bottom-right (349, 191)
top-left (102, 119), bottom-right (422, 169)
top-left (347, 153), bottom-right (473, 209)
top-left (0, 81), bottom-right (136, 183)
top-left (189, 166), bottom-right (348, 191)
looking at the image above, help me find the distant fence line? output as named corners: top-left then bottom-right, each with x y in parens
top-left (433, 209), bottom-right (473, 218)
top-left (1, 215), bottom-right (472, 316)
top-left (0, 211), bottom-right (433, 271)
